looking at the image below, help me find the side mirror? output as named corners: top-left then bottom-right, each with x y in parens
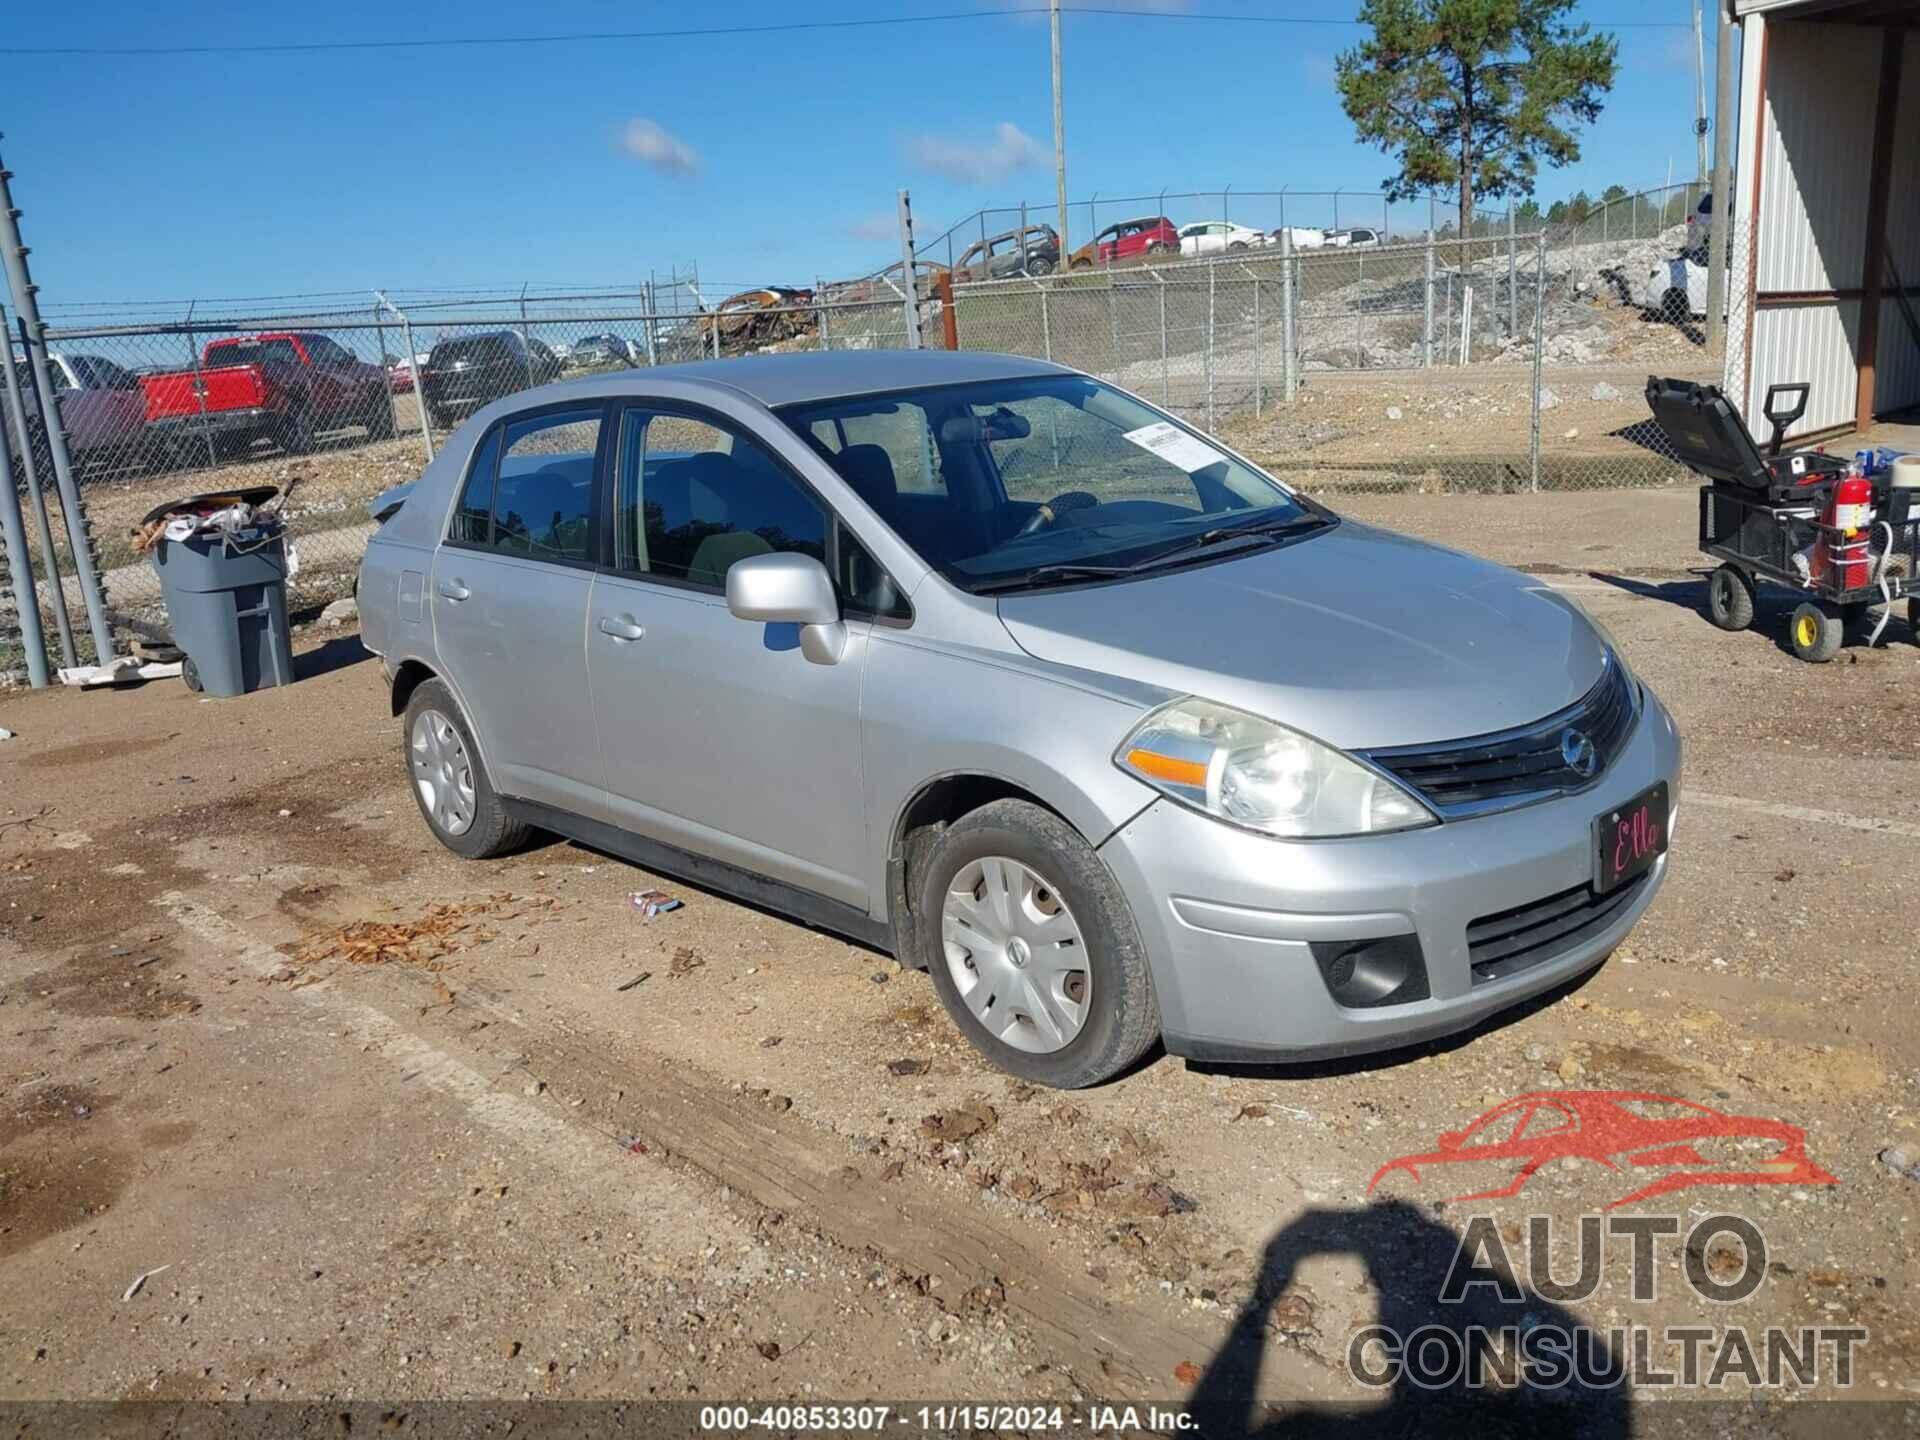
top-left (725, 552), bottom-right (846, 664)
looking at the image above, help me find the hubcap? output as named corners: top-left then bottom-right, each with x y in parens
top-left (409, 708), bottom-right (476, 837)
top-left (941, 857), bottom-right (1091, 1055)
top-left (1797, 615), bottom-right (1817, 647)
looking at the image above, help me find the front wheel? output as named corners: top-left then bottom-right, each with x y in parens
top-left (1789, 601), bottom-right (1844, 663)
top-left (365, 390), bottom-right (395, 439)
top-left (1707, 564), bottom-right (1755, 631)
top-left (914, 799), bottom-right (1159, 1089)
top-left (278, 405), bottom-right (315, 454)
top-left (1026, 257), bottom-right (1055, 276)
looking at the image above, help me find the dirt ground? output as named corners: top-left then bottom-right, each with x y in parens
top-left (2, 487), bottom-right (1918, 1433)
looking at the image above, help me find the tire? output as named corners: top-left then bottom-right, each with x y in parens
top-left (1706, 564), bottom-right (1754, 631)
top-left (914, 799), bottom-right (1159, 1089)
top-left (1662, 288), bottom-right (1690, 325)
top-left (1788, 601), bottom-right (1844, 663)
top-left (401, 679), bottom-right (529, 859)
top-left (181, 656), bottom-right (202, 694)
top-left (1145, 242), bottom-right (1174, 258)
top-left (1229, 240), bottom-right (1250, 252)
top-left (365, 389), bottom-right (395, 440)
top-left (1027, 257), bottom-right (1055, 277)
top-left (1070, 258), bottom-right (1093, 272)
top-left (278, 404), bottom-right (315, 455)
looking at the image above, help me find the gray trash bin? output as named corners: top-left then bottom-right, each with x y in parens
top-left (151, 525), bottom-right (295, 697)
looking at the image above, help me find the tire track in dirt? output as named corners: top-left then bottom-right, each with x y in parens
top-left (158, 888), bottom-right (1335, 1406)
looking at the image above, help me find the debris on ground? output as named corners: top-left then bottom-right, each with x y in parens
top-left (920, 1102), bottom-right (997, 1143)
top-left (615, 972), bottom-right (652, 992)
top-left (319, 597), bottom-right (358, 628)
top-left (886, 1058), bottom-right (930, 1077)
top-left (0, 727), bottom-right (13, 741)
top-left (292, 896), bottom-right (509, 971)
top-left (760, 1036), bottom-right (783, 1049)
top-left (1231, 1103), bottom-right (1269, 1122)
top-left (755, 1340), bottom-right (781, 1362)
top-left (630, 889), bottom-right (683, 918)
top-left (58, 657), bottom-right (184, 688)
top-left (668, 947), bottom-right (704, 978)
top-left (1879, 1144), bottom-right (1920, 1182)
top-left (121, 1265), bottom-right (172, 1301)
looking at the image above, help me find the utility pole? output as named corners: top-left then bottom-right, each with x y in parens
top-left (1051, 0), bottom-right (1068, 256)
top-left (1691, 0), bottom-right (1711, 181)
top-left (1705, 4), bottom-right (1736, 349)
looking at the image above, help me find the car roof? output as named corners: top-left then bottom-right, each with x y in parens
top-left (528, 349), bottom-right (1073, 408)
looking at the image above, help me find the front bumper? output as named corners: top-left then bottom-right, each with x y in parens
top-left (1097, 688), bottom-right (1681, 1062)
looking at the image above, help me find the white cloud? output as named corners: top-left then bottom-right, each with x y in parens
top-left (847, 215), bottom-right (898, 243)
top-left (902, 122), bottom-right (1044, 184)
top-left (619, 118), bottom-right (700, 177)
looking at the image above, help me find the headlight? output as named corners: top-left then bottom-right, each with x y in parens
top-left (1115, 698), bottom-right (1435, 839)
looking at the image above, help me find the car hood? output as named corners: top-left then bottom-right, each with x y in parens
top-left (995, 522), bottom-right (1608, 750)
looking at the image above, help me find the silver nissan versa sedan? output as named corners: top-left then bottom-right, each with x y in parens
top-left (358, 350), bottom-right (1679, 1088)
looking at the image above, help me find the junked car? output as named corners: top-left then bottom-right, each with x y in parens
top-left (359, 351), bottom-right (1679, 1088)
top-left (1176, 220), bottom-right (1268, 257)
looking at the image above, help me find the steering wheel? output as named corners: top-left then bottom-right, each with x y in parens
top-left (1014, 490), bottom-right (1099, 537)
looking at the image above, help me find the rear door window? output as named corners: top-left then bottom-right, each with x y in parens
top-left (448, 409), bottom-right (601, 562)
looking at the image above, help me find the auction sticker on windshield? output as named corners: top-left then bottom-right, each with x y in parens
top-left (1122, 420), bottom-right (1228, 473)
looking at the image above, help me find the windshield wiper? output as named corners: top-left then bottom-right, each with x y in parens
top-left (969, 562), bottom-right (1138, 594)
top-left (1128, 514), bottom-right (1332, 571)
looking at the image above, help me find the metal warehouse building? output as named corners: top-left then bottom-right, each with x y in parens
top-left (1725, 0), bottom-right (1920, 441)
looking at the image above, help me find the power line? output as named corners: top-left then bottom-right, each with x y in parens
top-left (0, 6), bottom-right (1690, 57)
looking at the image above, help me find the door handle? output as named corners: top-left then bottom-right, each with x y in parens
top-left (437, 579), bottom-right (470, 602)
top-left (598, 614), bottom-right (646, 642)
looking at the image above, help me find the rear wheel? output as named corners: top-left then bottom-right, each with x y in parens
top-left (915, 799), bottom-right (1159, 1089)
top-left (181, 656), bottom-right (202, 693)
top-left (1145, 241), bottom-right (1174, 258)
top-left (365, 389), bottom-right (395, 440)
top-left (278, 404), bottom-right (315, 455)
top-left (1706, 564), bottom-right (1755, 631)
top-left (1789, 601), bottom-right (1844, 663)
top-left (1027, 257), bottom-right (1055, 276)
top-left (402, 679), bottom-right (529, 859)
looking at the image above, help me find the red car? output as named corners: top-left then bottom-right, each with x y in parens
top-left (141, 330), bottom-right (393, 458)
top-left (1366, 1090), bottom-right (1838, 1210)
top-left (1068, 215), bottom-right (1179, 270)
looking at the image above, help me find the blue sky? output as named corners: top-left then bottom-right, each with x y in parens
top-left (3, 1), bottom-right (1728, 311)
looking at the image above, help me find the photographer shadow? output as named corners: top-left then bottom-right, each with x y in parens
top-left (1189, 1200), bottom-right (1630, 1438)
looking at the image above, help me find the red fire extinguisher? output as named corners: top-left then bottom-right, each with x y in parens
top-left (1813, 472), bottom-right (1874, 590)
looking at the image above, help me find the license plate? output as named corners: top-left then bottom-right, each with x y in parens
top-left (1594, 782), bottom-right (1669, 894)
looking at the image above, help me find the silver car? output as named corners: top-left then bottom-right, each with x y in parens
top-left (358, 351), bottom-right (1679, 1088)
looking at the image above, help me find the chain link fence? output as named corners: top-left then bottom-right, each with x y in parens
top-left (2, 288), bottom-right (913, 677)
top-left (946, 197), bottom-right (1724, 496)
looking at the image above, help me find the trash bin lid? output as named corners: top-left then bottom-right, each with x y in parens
top-left (137, 485), bottom-right (279, 528)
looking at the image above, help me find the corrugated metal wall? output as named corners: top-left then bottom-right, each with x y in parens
top-left (1744, 21), bottom-right (1883, 437)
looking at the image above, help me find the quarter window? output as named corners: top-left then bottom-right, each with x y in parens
top-left (614, 409), bottom-right (826, 589)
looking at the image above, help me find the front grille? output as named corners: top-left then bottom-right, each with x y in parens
top-left (1467, 873), bottom-right (1650, 986)
top-left (1363, 656), bottom-right (1637, 818)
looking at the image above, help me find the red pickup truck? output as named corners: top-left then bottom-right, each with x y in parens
top-left (141, 331), bottom-right (393, 459)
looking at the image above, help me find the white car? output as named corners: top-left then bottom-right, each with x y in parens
top-left (1641, 255), bottom-right (1711, 320)
top-left (1177, 220), bottom-right (1269, 257)
top-left (1322, 227), bottom-right (1384, 249)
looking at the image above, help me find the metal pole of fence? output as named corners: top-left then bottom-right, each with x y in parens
top-left (1422, 231), bottom-right (1435, 368)
top-left (812, 277), bottom-right (826, 355)
top-left (1205, 258), bottom-right (1216, 432)
top-left (1444, 269), bottom-right (1454, 361)
top-left (1019, 201), bottom-right (1028, 274)
top-left (1107, 270), bottom-right (1118, 371)
top-left (0, 299), bottom-right (74, 667)
top-left (1253, 273), bottom-right (1262, 416)
top-left (1157, 272), bottom-right (1169, 405)
top-left (1040, 284), bottom-right (1052, 361)
top-left (181, 307), bottom-right (217, 470)
top-left (517, 283), bottom-right (535, 387)
top-left (1530, 229), bottom-right (1546, 493)
top-left (1279, 231), bottom-right (1296, 404)
top-left (0, 160), bottom-right (115, 664)
top-left (1353, 251), bottom-right (1364, 368)
top-left (1507, 199), bottom-right (1518, 338)
top-left (897, 189), bottom-right (923, 349)
top-left (375, 292), bottom-right (433, 463)
top-left (0, 397), bottom-right (47, 686)
top-left (644, 280), bottom-right (660, 364)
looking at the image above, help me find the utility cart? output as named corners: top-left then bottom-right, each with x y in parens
top-left (1646, 377), bottom-right (1919, 663)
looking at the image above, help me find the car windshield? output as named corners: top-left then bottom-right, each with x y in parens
top-left (778, 374), bottom-right (1327, 593)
